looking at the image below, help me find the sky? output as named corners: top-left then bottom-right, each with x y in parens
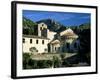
top-left (23, 10), bottom-right (91, 26)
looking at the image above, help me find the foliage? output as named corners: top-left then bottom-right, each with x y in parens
top-left (67, 23), bottom-right (90, 35)
top-left (23, 53), bottom-right (54, 69)
top-left (36, 60), bottom-right (53, 68)
top-left (77, 29), bottom-right (91, 65)
top-left (23, 53), bottom-right (63, 69)
top-left (60, 54), bottom-right (66, 60)
top-left (23, 17), bottom-right (37, 28)
top-left (29, 47), bottom-right (38, 53)
top-left (23, 53), bottom-right (31, 69)
top-left (23, 17), bottom-right (37, 35)
top-left (52, 56), bottom-right (62, 68)
top-left (79, 23), bottom-right (90, 30)
top-left (62, 59), bottom-right (72, 67)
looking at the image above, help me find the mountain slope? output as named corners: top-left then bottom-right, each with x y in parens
top-left (23, 17), bottom-right (37, 28)
top-left (23, 17), bottom-right (37, 35)
top-left (37, 19), bottom-right (66, 32)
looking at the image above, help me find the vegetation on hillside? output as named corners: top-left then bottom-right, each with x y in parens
top-left (23, 17), bottom-right (37, 35)
top-left (23, 17), bottom-right (37, 28)
top-left (37, 19), bottom-right (66, 32)
top-left (23, 17), bottom-right (90, 35)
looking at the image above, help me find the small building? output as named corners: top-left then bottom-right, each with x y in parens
top-left (49, 39), bottom-right (61, 53)
top-left (60, 28), bottom-right (79, 53)
top-left (48, 28), bottom-right (79, 53)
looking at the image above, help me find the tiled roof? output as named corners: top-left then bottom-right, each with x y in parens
top-left (60, 28), bottom-right (78, 38)
top-left (23, 35), bottom-right (50, 40)
top-left (50, 39), bottom-right (60, 44)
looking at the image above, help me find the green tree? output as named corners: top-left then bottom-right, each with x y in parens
top-left (52, 56), bottom-right (62, 68)
top-left (23, 17), bottom-right (37, 35)
top-left (23, 53), bottom-right (31, 69)
top-left (78, 29), bottom-right (91, 65)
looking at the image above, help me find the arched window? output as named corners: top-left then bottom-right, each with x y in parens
top-left (74, 42), bottom-right (77, 48)
top-left (42, 40), bottom-right (44, 44)
top-left (30, 39), bottom-right (32, 44)
top-left (55, 47), bottom-right (56, 51)
top-left (66, 43), bottom-right (70, 48)
top-left (36, 40), bottom-right (38, 44)
top-left (42, 24), bottom-right (44, 26)
top-left (40, 27), bottom-right (42, 30)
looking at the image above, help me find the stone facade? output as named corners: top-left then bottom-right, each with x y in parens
top-left (23, 22), bottom-right (56, 54)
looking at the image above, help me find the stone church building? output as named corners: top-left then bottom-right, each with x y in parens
top-left (23, 22), bottom-right (79, 54)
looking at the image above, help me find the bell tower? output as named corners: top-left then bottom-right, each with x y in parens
top-left (38, 22), bottom-right (48, 38)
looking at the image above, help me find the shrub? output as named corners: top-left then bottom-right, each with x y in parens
top-left (23, 53), bottom-right (63, 69)
top-left (62, 59), bottom-right (72, 67)
top-left (60, 54), bottom-right (66, 60)
top-left (46, 60), bottom-right (53, 67)
top-left (36, 60), bottom-right (53, 68)
top-left (44, 60), bottom-right (53, 68)
top-left (29, 47), bottom-right (38, 53)
top-left (52, 56), bottom-right (62, 68)
top-left (23, 53), bottom-right (31, 69)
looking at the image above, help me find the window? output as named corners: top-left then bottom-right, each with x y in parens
top-left (40, 27), bottom-right (42, 30)
top-left (42, 24), bottom-right (44, 26)
top-left (36, 40), bottom-right (38, 44)
top-left (30, 39), bottom-right (32, 44)
top-left (66, 43), bottom-right (70, 48)
top-left (55, 47), bottom-right (56, 51)
top-left (23, 38), bottom-right (25, 43)
top-left (74, 42), bottom-right (77, 48)
top-left (42, 40), bottom-right (44, 44)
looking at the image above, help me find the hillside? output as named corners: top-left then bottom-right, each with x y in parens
top-left (23, 17), bottom-right (37, 28)
top-left (23, 17), bottom-right (90, 35)
top-left (37, 19), bottom-right (66, 32)
top-left (23, 17), bottom-right (37, 35)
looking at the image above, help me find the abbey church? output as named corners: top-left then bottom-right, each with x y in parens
top-left (23, 22), bottom-right (79, 54)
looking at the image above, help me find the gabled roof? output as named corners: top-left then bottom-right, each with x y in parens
top-left (60, 28), bottom-right (78, 38)
top-left (60, 28), bottom-right (73, 36)
top-left (50, 39), bottom-right (60, 44)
